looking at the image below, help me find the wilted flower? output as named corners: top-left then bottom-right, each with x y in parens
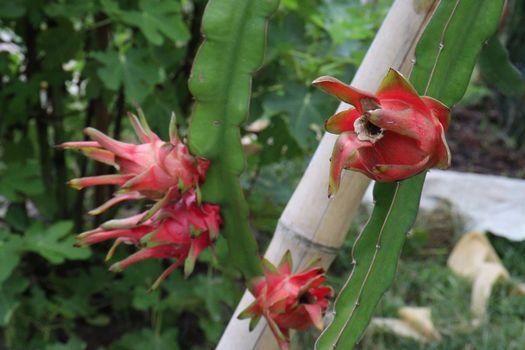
top-left (77, 191), bottom-right (221, 288)
top-left (313, 68), bottom-right (451, 194)
top-left (59, 111), bottom-right (209, 215)
top-left (239, 252), bottom-right (333, 349)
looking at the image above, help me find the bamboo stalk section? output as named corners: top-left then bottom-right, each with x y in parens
top-left (217, 0), bottom-right (439, 349)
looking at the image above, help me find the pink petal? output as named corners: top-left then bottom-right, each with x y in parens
top-left (150, 258), bottom-right (185, 290)
top-left (88, 192), bottom-right (144, 215)
top-left (376, 68), bottom-right (428, 112)
top-left (68, 174), bottom-right (132, 189)
top-left (278, 250), bottom-right (293, 275)
top-left (422, 96), bottom-right (451, 130)
top-left (81, 147), bottom-right (116, 166)
top-left (365, 108), bottom-right (434, 140)
top-left (329, 132), bottom-right (373, 196)
top-left (312, 76), bottom-right (379, 114)
top-left (127, 112), bottom-right (154, 143)
top-left (373, 133), bottom-right (425, 166)
top-left (122, 165), bottom-right (167, 193)
top-left (109, 245), bottom-right (182, 272)
top-left (77, 227), bottom-right (147, 246)
top-left (372, 155), bottom-right (430, 181)
top-left (101, 212), bottom-right (146, 229)
top-left (264, 312), bottom-right (290, 350)
top-left (324, 108), bottom-right (361, 134)
top-left (304, 304), bottom-right (324, 330)
top-left (84, 127), bottom-right (136, 159)
top-left (433, 124), bottom-right (451, 169)
top-left (58, 141), bottom-right (100, 149)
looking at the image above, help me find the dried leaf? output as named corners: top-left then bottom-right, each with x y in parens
top-left (398, 307), bottom-right (441, 342)
top-left (447, 231), bottom-right (504, 280)
top-left (447, 231), bottom-right (509, 323)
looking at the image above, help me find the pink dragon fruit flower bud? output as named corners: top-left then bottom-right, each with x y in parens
top-left (313, 68), bottom-right (451, 195)
top-left (238, 251), bottom-right (333, 349)
top-left (77, 191), bottom-right (221, 289)
top-left (59, 111), bottom-right (209, 215)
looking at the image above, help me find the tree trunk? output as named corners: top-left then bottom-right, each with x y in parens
top-left (216, 0), bottom-right (439, 349)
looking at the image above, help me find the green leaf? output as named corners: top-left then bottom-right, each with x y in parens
top-left (188, 0), bottom-right (280, 280)
top-left (45, 0), bottom-right (96, 20)
top-left (92, 48), bottom-right (161, 103)
top-left (478, 36), bottom-right (525, 96)
top-left (0, 274), bottom-right (29, 326)
top-left (111, 328), bottom-right (180, 350)
top-left (37, 20), bottom-right (82, 73)
top-left (0, 229), bottom-right (22, 284)
top-left (258, 115), bottom-right (302, 165)
top-left (0, 246), bottom-right (20, 285)
top-left (45, 337), bottom-right (87, 350)
top-left (101, 0), bottom-right (190, 46)
top-left (0, 161), bottom-right (44, 201)
top-left (5, 203), bottom-right (30, 231)
top-left (262, 81), bottom-right (331, 151)
top-left (0, 79), bottom-right (39, 128)
top-left (23, 221), bottom-right (91, 264)
top-left (316, 1), bottom-right (505, 349)
top-left (0, 0), bottom-right (26, 19)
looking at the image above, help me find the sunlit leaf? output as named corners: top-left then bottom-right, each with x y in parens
top-left (101, 0), bottom-right (190, 46)
top-left (92, 49), bottom-right (161, 103)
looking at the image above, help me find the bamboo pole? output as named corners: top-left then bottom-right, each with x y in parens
top-left (217, 1), bottom-right (439, 349)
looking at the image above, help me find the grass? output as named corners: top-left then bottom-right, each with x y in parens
top-left (297, 202), bottom-right (525, 349)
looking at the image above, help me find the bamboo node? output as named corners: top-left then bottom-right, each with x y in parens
top-left (277, 220), bottom-right (340, 255)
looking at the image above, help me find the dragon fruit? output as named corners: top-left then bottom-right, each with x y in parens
top-left (59, 111), bottom-right (209, 215)
top-left (313, 68), bottom-right (451, 195)
top-left (239, 252), bottom-right (333, 349)
top-left (77, 191), bottom-right (221, 289)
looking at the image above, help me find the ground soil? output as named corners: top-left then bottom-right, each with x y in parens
top-left (448, 97), bottom-right (525, 178)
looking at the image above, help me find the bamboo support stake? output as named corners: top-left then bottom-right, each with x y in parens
top-left (217, 0), bottom-right (439, 349)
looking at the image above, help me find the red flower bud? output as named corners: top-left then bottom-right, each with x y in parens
top-left (313, 68), bottom-right (451, 195)
top-left (59, 111), bottom-right (209, 214)
top-left (239, 252), bottom-right (333, 349)
top-left (77, 191), bottom-right (222, 289)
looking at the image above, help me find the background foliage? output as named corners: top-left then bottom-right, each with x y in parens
top-left (0, 0), bottom-right (524, 349)
top-left (0, 0), bottom-right (389, 348)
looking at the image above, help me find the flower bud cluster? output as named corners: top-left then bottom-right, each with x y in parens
top-left (61, 111), bottom-right (221, 287)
